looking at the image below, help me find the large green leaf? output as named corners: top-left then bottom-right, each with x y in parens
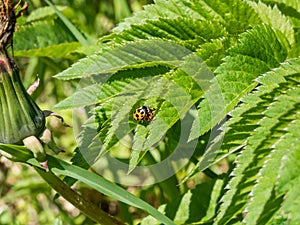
top-left (54, 1), bottom-right (294, 188)
top-left (214, 58), bottom-right (300, 224)
top-left (106, 17), bottom-right (227, 51)
top-left (189, 24), bottom-right (290, 141)
top-left (54, 39), bottom-right (191, 80)
top-left (274, 120), bottom-right (300, 224)
top-left (248, 1), bottom-right (295, 45)
top-left (114, 0), bottom-right (260, 34)
top-left (14, 19), bottom-right (79, 57)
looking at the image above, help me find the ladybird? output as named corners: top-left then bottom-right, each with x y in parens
top-left (133, 106), bottom-right (155, 121)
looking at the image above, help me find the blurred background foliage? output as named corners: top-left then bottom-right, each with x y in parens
top-left (0, 0), bottom-right (153, 224)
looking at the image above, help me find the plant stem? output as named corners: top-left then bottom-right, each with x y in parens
top-left (34, 166), bottom-right (124, 225)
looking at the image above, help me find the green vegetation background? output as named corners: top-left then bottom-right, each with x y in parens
top-left (0, 1), bottom-right (151, 224)
top-left (0, 0), bottom-right (300, 224)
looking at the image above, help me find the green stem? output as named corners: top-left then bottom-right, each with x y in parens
top-left (34, 166), bottom-right (124, 225)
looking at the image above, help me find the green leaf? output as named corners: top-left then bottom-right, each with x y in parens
top-left (260, 0), bottom-right (300, 14)
top-left (107, 17), bottom-right (227, 51)
top-left (113, 0), bottom-right (203, 33)
top-left (14, 19), bottom-right (79, 57)
top-left (26, 6), bottom-right (68, 22)
top-left (55, 65), bottom-right (170, 109)
top-left (196, 38), bottom-right (229, 69)
top-left (0, 143), bottom-right (33, 162)
top-left (0, 144), bottom-right (44, 171)
top-left (242, 88), bottom-right (300, 224)
top-left (61, 147), bottom-right (90, 188)
top-left (114, 0), bottom-right (260, 34)
top-left (45, 0), bottom-right (90, 46)
top-left (94, 54), bottom-right (210, 163)
top-left (14, 42), bottom-right (80, 58)
top-left (248, 1), bottom-right (295, 45)
top-left (198, 57), bottom-right (300, 176)
top-left (54, 39), bottom-right (191, 80)
top-left (55, 83), bottom-right (102, 109)
top-left (141, 180), bottom-right (223, 224)
top-left (75, 115), bottom-right (102, 166)
top-left (129, 125), bottom-right (149, 173)
top-left (214, 58), bottom-right (300, 224)
top-left (189, 24), bottom-right (289, 141)
top-left (275, 119), bottom-right (300, 224)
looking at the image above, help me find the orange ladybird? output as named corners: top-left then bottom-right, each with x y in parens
top-left (133, 106), bottom-right (155, 121)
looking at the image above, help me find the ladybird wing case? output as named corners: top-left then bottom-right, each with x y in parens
top-left (133, 106), bottom-right (146, 121)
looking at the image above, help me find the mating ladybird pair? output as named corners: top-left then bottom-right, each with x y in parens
top-left (133, 106), bottom-right (155, 121)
